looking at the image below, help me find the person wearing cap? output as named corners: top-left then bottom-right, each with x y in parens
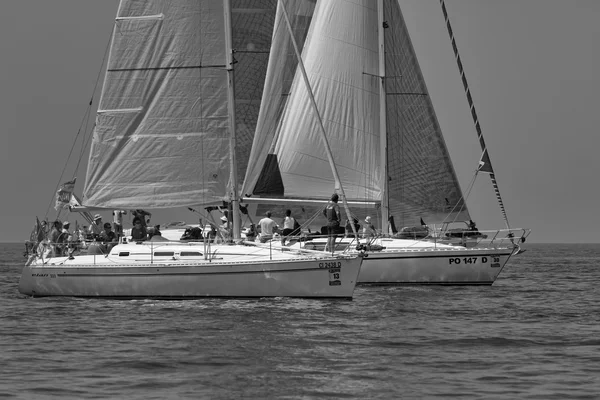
top-left (257, 211), bottom-right (278, 243)
top-left (363, 216), bottom-right (376, 239)
top-left (218, 215), bottom-right (230, 243)
top-left (60, 221), bottom-right (72, 240)
top-left (88, 214), bottom-right (103, 238)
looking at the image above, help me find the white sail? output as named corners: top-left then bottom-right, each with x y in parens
top-left (243, 0), bottom-right (381, 202)
top-left (84, 0), bottom-right (231, 208)
top-left (241, 0), bottom-right (317, 198)
top-left (243, 0), bottom-right (470, 227)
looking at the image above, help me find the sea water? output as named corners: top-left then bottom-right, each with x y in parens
top-left (1, 243), bottom-right (599, 399)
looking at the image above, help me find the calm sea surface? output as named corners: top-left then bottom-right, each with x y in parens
top-left (1, 243), bottom-right (599, 399)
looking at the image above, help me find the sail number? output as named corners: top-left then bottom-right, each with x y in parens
top-left (448, 256), bottom-right (498, 265)
top-left (32, 273), bottom-right (57, 278)
top-left (319, 261), bottom-right (342, 269)
top-left (329, 267), bottom-right (341, 286)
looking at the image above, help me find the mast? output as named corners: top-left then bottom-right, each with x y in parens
top-left (223, 0), bottom-right (241, 240)
top-left (377, 0), bottom-right (389, 234)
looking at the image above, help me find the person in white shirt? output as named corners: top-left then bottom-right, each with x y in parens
top-left (218, 215), bottom-right (230, 243)
top-left (363, 216), bottom-right (377, 238)
top-left (88, 214), bottom-right (103, 238)
top-left (113, 210), bottom-right (127, 237)
top-left (281, 209), bottom-right (296, 245)
top-left (258, 211), bottom-right (278, 243)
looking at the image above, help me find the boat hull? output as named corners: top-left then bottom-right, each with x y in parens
top-left (358, 247), bottom-right (514, 285)
top-left (291, 237), bottom-right (515, 285)
top-left (19, 244), bottom-right (362, 299)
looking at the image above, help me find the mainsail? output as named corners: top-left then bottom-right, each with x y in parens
top-left (243, 0), bottom-right (470, 228)
top-left (83, 0), bottom-right (280, 209)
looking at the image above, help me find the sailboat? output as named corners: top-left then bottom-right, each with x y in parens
top-left (19, 0), bottom-right (363, 299)
top-left (240, 0), bottom-right (530, 285)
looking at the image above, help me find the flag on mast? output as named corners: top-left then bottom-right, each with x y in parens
top-left (477, 150), bottom-right (494, 174)
top-left (55, 178), bottom-right (76, 210)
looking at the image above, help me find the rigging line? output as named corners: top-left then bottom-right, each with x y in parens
top-left (76, 109), bottom-right (91, 171)
top-left (439, 0), bottom-right (510, 229)
top-left (44, 19), bottom-right (114, 219)
top-left (453, 171), bottom-right (478, 224)
top-left (76, 19), bottom-right (114, 174)
top-left (450, 171), bottom-right (478, 225)
top-left (440, 171), bottom-right (477, 226)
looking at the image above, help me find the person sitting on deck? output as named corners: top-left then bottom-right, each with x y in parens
top-left (88, 214), bottom-right (103, 239)
top-left (345, 217), bottom-right (361, 236)
top-left (245, 224), bottom-right (257, 242)
top-left (180, 227), bottom-right (203, 241)
top-left (100, 222), bottom-right (117, 243)
top-left (131, 218), bottom-right (148, 242)
top-left (218, 216), bottom-right (230, 243)
top-left (258, 211), bottom-right (278, 243)
top-left (148, 225), bottom-right (169, 242)
top-left (99, 222), bottom-right (118, 252)
top-left (362, 216), bottom-right (377, 239)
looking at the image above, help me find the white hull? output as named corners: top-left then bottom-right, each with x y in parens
top-left (358, 247), bottom-right (514, 285)
top-left (284, 237), bottom-right (517, 285)
top-left (19, 242), bottom-right (362, 299)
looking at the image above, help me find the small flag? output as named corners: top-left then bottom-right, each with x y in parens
top-left (477, 150), bottom-right (494, 174)
top-left (29, 217), bottom-right (46, 242)
top-left (420, 217), bottom-right (426, 226)
top-left (54, 178), bottom-right (77, 210)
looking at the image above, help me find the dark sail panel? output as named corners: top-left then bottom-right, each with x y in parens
top-left (383, 1), bottom-right (470, 227)
top-left (252, 154), bottom-right (284, 196)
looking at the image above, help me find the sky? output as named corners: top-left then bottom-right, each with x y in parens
top-left (1, 0), bottom-right (599, 243)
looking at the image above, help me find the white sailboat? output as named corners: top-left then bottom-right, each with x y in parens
top-left (240, 0), bottom-right (530, 285)
top-left (19, 0), bottom-right (362, 299)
